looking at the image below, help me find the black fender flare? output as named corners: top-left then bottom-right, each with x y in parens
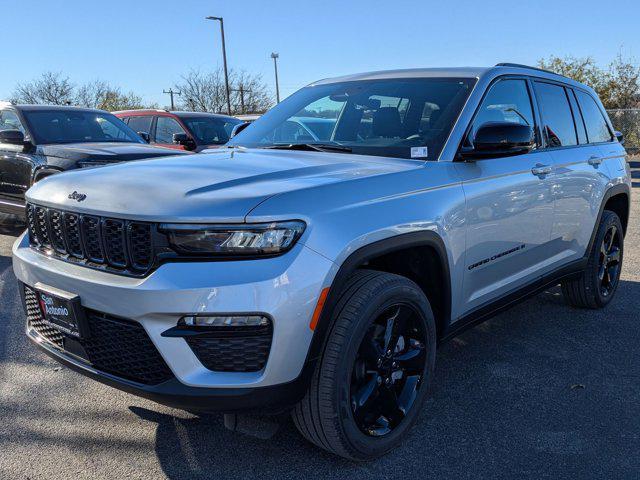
top-left (585, 183), bottom-right (631, 256)
top-left (32, 166), bottom-right (64, 184)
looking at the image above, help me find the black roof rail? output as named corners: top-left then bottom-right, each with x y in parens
top-left (495, 63), bottom-right (569, 79)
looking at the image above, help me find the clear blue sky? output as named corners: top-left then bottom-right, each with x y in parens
top-left (2, 0), bottom-right (639, 107)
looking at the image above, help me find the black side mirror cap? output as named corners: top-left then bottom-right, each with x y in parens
top-left (138, 131), bottom-right (150, 143)
top-left (461, 122), bottom-right (534, 160)
top-left (230, 122), bottom-right (251, 139)
top-left (0, 129), bottom-right (25, 146)
top-left (614, 131), bottom-right (624, 145)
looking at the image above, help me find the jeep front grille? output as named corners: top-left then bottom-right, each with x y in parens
top-left (26, 203), bottom-right (155, 275)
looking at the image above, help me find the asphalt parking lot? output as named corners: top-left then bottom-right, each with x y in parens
top-left (0, 180), bottom-right (639, 479)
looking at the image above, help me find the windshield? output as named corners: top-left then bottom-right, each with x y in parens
top-left (228, 77), bottom-right (476, 160)
top-left (22, 110), bottom-right (143, 145)
top-left (182, 116), bottom-right (242, 145)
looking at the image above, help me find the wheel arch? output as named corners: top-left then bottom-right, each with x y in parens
top-left (308, 231), bottom-right (452, 364)
top-left (586, 183), bottom-right (631, 256)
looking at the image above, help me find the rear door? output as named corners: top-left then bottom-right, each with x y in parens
top-left (455, 77), bottom-right (556, 311)
top-left (535, 81), bottom-right (613, 264)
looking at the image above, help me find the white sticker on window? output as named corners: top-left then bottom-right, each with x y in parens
top-left (411, 146), bottom-right (429, 158)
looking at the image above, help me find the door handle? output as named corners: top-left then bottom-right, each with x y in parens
top-left (588, 155), bottom-right (603, 166)
top-left (531, 164), bottom-right (552, 176)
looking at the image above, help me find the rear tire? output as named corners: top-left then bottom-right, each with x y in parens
top-left (561, 210), bottom-right (624, 308)
top-left (292, 269), bottom-right (436, 460)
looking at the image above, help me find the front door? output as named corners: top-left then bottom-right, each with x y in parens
top-left (0, 109), bottom-right (31, 203)
top-left (455, 77), bottom-right (555, 312)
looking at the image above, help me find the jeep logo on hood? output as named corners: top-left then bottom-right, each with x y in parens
top-left (68, 191), bottom-right (87, 202)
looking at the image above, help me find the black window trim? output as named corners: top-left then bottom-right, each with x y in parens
top-left (567, 88), bottom-right (589, 145)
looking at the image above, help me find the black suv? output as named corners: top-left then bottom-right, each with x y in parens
top-left (0, 104), bottom-right (188, 217)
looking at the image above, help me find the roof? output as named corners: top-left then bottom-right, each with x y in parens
top-left (311, 64), bottom-right (588, 90)
top-left (10, 104), bottom-right (107, 113)
top-left (114, 109), bottom-right (238, 121)
top-left (312, 67), bottom-right (490, 85)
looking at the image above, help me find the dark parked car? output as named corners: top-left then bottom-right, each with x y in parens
top-left (0, 104), bottom-right (189, 217)
top-left (115, 109), bottom-right (242, 152)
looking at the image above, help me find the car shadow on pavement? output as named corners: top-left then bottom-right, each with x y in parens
top-left (131, 281), bottom-right (640, 480)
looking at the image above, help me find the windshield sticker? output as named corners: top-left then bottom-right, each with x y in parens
top-left (411, 146), bottom-right (429, 159)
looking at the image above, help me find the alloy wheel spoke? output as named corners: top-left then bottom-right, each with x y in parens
top-left (608, 248), bottom-right (621, 265)
top-left (397, 375), bottom-right (420, 415)
top-left (394, 339), bottom-right (425, 370)
top-left (598, 262), bottom-right (607, 281)
top-left (606, 226), bottom-right (617, 252)
top-left (383, 305), bottom-right (411, 354)
top-left (352, 374), bottom-right (379, 410)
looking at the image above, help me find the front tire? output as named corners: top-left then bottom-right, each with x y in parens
top-left (292, 270), bottom-right (436, 460)
top-left (561, 210), bottom-right (624, 308)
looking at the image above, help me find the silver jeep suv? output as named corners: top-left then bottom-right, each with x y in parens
top-left (12, 64), bottom-right (631, 460)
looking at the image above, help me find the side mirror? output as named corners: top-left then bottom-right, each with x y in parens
top-left (173, 133), bottom-right (196, 150)
top-left (461, 122), bottom-right (534, 160)
top-left (614, 131), bottom-right (624, 145)
top-left (0, 129), bottom-right (25, 146)
top-left (138, 131), bottom-right (150, 143)
top-left (230, 122), bottom-right (251, 139)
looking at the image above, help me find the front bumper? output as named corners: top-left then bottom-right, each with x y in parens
top-left (28, 330), bottom-right (311, 413)
top-left (13, 232), bottom-right (335, 410)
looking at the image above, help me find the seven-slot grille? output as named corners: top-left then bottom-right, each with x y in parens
top-left (26, 203), bottom-right (154, 275)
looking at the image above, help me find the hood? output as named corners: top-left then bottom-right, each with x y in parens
top-left (26, 148), bottom-right (419, 223)
top-left (38, 142), bottom-right (190, 164)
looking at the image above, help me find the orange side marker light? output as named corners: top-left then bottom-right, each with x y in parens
top-left (309, 287), bottom-right (330, 331)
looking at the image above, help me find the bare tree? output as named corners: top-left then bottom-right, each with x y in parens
top-left (11, 73), bottom-right (155, 111)
top-left (76, 80), bottom-right (149, 111)
top-left (176, 68), bottom-right (274, 114)
top-left (11, 72), bottom-right (75, 105)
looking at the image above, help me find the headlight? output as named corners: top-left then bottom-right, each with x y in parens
top-left (159, 221), bottom-right (305, 256)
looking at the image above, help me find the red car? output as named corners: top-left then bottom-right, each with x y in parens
top-left (114, 110), bottom-right (243, 152)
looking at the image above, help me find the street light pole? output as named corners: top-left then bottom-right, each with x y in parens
top-left (205, 16), bottom-right (232, 115)
top-left (271, 52), bottom-right (280, 104)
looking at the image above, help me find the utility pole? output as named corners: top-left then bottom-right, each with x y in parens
top-left (231, 84), bottom-right (252, 114)
top-left (270, 52), bottom-right (280, 103)
top-left (205, 16), bottom-right (232, 115)
top-left (163, 88), bottom-right (181, 110)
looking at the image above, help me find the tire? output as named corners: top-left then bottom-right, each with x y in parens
top-left (292, 269), bottom-right (436, 460)
top-left (561, 210), bottom-right (624, 309)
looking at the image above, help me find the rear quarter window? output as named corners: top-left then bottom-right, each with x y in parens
top-left (575, 90), bottom-right (613, 143)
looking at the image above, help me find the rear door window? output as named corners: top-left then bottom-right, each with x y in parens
top-left (534, 82), bottom-right (578, 148)
top-left (575, 90), bottom-right (612, 143)
top-left (127, 116), bottom-right (153, 135)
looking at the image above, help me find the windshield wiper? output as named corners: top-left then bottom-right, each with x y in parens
top-left (261, 143), bottom-right (352, 153)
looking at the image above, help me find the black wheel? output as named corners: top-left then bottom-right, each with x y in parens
top-left (292, 270), bottom-right (436, 460)
top-left (561, 210), bottom-right (624, 308)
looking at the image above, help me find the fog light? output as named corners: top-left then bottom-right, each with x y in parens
top-left (180, 315), bottom-right (270, 327)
